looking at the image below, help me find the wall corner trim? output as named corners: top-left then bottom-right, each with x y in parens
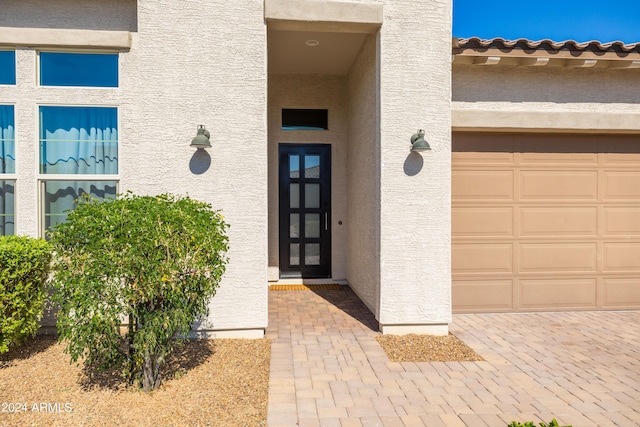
top-left (0, 26), bottom-right (132, 49)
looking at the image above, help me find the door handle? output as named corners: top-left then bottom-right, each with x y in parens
top-left (325, 212), bottom-right (328, 231)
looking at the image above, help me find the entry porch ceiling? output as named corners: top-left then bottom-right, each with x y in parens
top-left (268, 29), bottom-right (367, 75)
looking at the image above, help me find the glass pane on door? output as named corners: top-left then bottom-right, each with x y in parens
top-left (305, 243), bottom-right (321, 265)
top-left (304, 155), bottom-right (321, 178)
top-left (290, 243), bottom-right (300, 266)
top-left (305, 213), bottom-right (320, 238)
top-left (289, 155), bottom-right (300, 178)
top-left (290, 214), bottom-right (300, 238)
top-left (305, 183), bottom-right (320, 208)
top-left (290, 183), bottom-right (299, 208)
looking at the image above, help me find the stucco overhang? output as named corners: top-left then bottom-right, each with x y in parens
top-left (265, 0), bottom-right (383, 33)
top-left (452, 110), bottom-right (640, 134)
top-left (453, 37), bottom-right (640, 69)
top-left (0, 26), bottom-right (131, 49)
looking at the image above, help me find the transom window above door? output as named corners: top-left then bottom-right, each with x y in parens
top-left (282, 109), bottom-right (328, 130)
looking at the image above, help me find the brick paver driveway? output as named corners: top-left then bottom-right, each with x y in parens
top-left (266, 286), bottom-right (640, 426)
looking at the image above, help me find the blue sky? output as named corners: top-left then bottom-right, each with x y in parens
top-left (453, 0), bottom-right (640, 43)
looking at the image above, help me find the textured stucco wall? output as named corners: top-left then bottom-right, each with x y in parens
top-left (135, 0), bottom-right (268, 335)
top-left (2, 0), bottom-right (268, 335)
top-left (268, 74), bottom-right (348, 281)
top-left (376, 0), bottom-right (452, 329)
top-left (454, 64), bottom-right (640, 105)
top-left (453, 64), bottom-right (640, 131)
top-left (0, 0), bottom-right (137, 31)
top-left (346, 33), bottom-right (381, 317)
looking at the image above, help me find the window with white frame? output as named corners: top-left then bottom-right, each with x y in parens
top-left (0, 105), bottom-right (15, 235)
top-left (37, 51), bottom-right (120, 236)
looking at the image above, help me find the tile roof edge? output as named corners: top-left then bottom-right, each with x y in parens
top-left (453, 37), bottom-right (640, 53)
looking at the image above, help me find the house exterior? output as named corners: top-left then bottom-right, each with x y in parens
top-left (0, 0), bottom-right (638, 338)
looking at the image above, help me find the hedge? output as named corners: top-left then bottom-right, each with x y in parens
top-left (0, 236), bottom-right (52, 354)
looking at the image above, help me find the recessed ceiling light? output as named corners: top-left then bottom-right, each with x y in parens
top-left (305, 39), bottom-right (320, 47)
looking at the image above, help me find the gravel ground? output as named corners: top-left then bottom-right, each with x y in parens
top-left (376, 333), bottom-right (484, 362)
top-left (0, 336), bottom-right (271, 427)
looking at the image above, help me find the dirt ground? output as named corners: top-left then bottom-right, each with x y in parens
top-left (0, 336), bottom-right (271, 427)
top-left (376, 333), bottom-right (484, 362)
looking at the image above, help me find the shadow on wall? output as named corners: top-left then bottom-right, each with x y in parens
top-left (189, 150), bottom-right (211, 175)
top-left (403, 152), bottom-right (424, 176)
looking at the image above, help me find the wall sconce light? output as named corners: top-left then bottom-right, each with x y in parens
top-left (190, 125), bottom-right (211, 149)
top-left (410, 129), bottom-right (431, 152)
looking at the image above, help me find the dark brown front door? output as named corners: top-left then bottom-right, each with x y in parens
top-left (279, 144), bottom-right (331, 278)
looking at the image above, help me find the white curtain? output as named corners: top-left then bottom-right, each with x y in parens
top-left (39, 106), bottom-right (118, 174)
top-left (0, 105), bottom-right (14, 174)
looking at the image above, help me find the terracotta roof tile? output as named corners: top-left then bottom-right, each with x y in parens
top-left (454, 37), bottom-right (640, 54)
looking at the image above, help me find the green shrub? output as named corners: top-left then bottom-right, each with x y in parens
top-left (49, 193), bottom-right (229, 391)
top-left (0, 236), bottom-right (52, 354)
top-left (508, 419), bottom-right (571, 427)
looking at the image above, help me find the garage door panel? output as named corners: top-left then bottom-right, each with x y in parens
top-left (452, 280), bottom-right (513, 312)
top-left (603, 207), bottom-right (640, 237)
top-left (520, 279), bottom-right (597, 309)
top-left (603, 171), bottom-right (640, 200)
top-left (452, 171), bottom-right (514, 201)
top-left (603, 152), bottom-right (640, 166)
top-left (453, 207), bottom-right (513, 237)
top-left (603, 278), bottom-right (640, 307)
top-left (520, 151), bottom-right (598, 166)
top-left (520, 207), bottom-right (597, 237)
top-left (602, 136), bottom-right (640, 166)
top-left (520, 171), bottom-right (598, 201)
top-left (519, 243), bottom-right (597, 273)
top-left (452, 244), bottom-right (512, 274)
top-left (603, 243), bottom-right (640, 272)
top-left (452, 150), bottom-right (515, 165)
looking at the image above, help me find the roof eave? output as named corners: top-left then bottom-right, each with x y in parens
top-left (452, 37), bottom-right (640, 68)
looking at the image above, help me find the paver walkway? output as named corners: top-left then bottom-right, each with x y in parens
top-left (266, 286), bottom-right (640, 427)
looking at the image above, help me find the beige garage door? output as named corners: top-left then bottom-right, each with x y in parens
top-left (452, 133), bottom-right (640, 313)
